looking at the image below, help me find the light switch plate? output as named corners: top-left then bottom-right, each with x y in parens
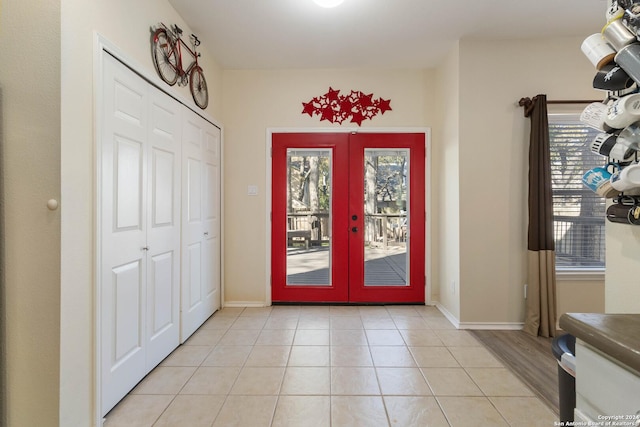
top-left (247, 185), bottom-right (258, 196)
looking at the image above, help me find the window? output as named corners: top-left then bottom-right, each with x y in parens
top-left (548, 115), bottom-right (605, 271)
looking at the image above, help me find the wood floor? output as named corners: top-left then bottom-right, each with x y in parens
top-left (469, 329), bottom-right (560, 415)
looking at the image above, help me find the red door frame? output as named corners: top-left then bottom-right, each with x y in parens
top-left (271, 132), bottom-right (425, 303)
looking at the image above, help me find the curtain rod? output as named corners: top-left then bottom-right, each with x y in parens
top-left (518, 97), bottom-right (602, 117)
top-left (518, 98), bottom-right (600, 106)
top-left (545, 100), bottom-right (601, 104)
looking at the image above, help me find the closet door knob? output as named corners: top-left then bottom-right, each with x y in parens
top-left (142, 246), bottom-right (149, 251)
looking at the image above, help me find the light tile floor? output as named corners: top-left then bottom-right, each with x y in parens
top-left (103, 305), bottom-right (558, 427)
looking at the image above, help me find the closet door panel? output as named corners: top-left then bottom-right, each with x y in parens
top-left (112, 260), bottom-right (144, 362)
top-left (187, 159), bottom-right (203, 222)
top-left (180, 110), bottom-right (221, 340)
top-left (204, 162), bottom-right (217, 303)
top-left (101, 53), bottom-right (149, 416)
top-left (148, 251), bottom-right (174, 337)
top-left (151, 149), bottom-right (175, 226)
top-left (146, 86), bottom-right (182, 368)
top-left (181, 113), bottom-right (206, 340)
top-left (203, 126), bottom-right (221, 311)
top-left (114, 138), bottom-right (144, 230)
top-left (187, 243), bottom-right (203, 308)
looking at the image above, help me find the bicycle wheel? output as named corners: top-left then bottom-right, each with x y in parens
top-left (189, 66), bottom-right (209, 109)
top-left (151, 28), bottom-right (178, 86)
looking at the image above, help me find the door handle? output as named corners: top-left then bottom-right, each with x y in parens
top-left (351, 227), bottom-right (358, 232)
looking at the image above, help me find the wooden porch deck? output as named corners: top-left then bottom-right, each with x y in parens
top-left (286, 247), bottom-right (407, 286)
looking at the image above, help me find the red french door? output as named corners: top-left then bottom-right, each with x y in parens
top-left (271, 132), bottom-right (425, 303)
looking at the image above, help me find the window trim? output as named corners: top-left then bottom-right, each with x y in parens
top-left (556, 268), bottom-right (605, 281)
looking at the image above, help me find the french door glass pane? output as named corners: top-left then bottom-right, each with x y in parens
top-left (363, 149), bottom-right (409, 286)
top-left (286, 149), bottom-right (332, 285)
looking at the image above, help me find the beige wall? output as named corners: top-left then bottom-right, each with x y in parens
top-left (455, 37), bottom-right (604, 325)
top-left (221, 69), bottom-right (436, 304)
top-left (433, 42), bottom-right (461, 319)
top-left (605, 224), bottom-right (640, 312)
top-left (60, 0), bottom-right (222, 425)
top-left (1, 1), bottom-right (61, 425)
top-left (557, 278), bottom-right (605, 316)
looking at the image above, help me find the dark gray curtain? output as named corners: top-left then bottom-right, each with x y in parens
top-left (519, 95), bottom-right (557, 338)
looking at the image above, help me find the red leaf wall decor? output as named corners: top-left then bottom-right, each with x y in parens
top-left (302, 87), bottom-right (392, 126)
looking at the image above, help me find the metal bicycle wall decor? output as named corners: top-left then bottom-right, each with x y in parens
top-left (150, 22), bottom-right (209, 109)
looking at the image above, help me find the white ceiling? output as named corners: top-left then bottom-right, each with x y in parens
top-left (168, 0), bottom-right (608, 69)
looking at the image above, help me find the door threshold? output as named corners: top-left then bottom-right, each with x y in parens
top-left (271, 302), bottom-right (426, 306)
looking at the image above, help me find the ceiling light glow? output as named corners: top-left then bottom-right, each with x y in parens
top-left (313, 0), bottom-right (344, 8)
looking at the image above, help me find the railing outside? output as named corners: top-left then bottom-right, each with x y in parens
top-left (287, 213), bottom-right (329, 247)
top-left (365, 214), bottom-right (406, 249)
top-left (554, 215), bottom-right (605, 268)
top-left (288, 213), bottom-right (604, 266)
top-left (287, 212), bottom-right (407, 249)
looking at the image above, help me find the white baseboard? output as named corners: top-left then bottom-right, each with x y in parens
top-left (434, 302), bottom-right (460, 328)
top-left (223, 301), bottom-right (268, 308)
top-left (457, 322), bottom-right (524, 330)
top-left (434, 302), bottom-right (524, 330)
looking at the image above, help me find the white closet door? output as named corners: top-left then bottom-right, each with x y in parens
top-left (146, 85), bottom-right (182, 368)
top-left (100, 51), bottom-right (221, 414)
top-left (181, 110), bottom-right (221, 341)
top-left (100, 55), bottom-right (183, 415)
top-left (202, 124), bottom-right (221, 315)
top-left (181, 111), bottom-right (205, 340)
top-left (101, 53), bottom-right (149, 414)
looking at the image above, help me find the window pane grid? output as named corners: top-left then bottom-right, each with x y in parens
top-left (549, 120), bottom-right (605, 269)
